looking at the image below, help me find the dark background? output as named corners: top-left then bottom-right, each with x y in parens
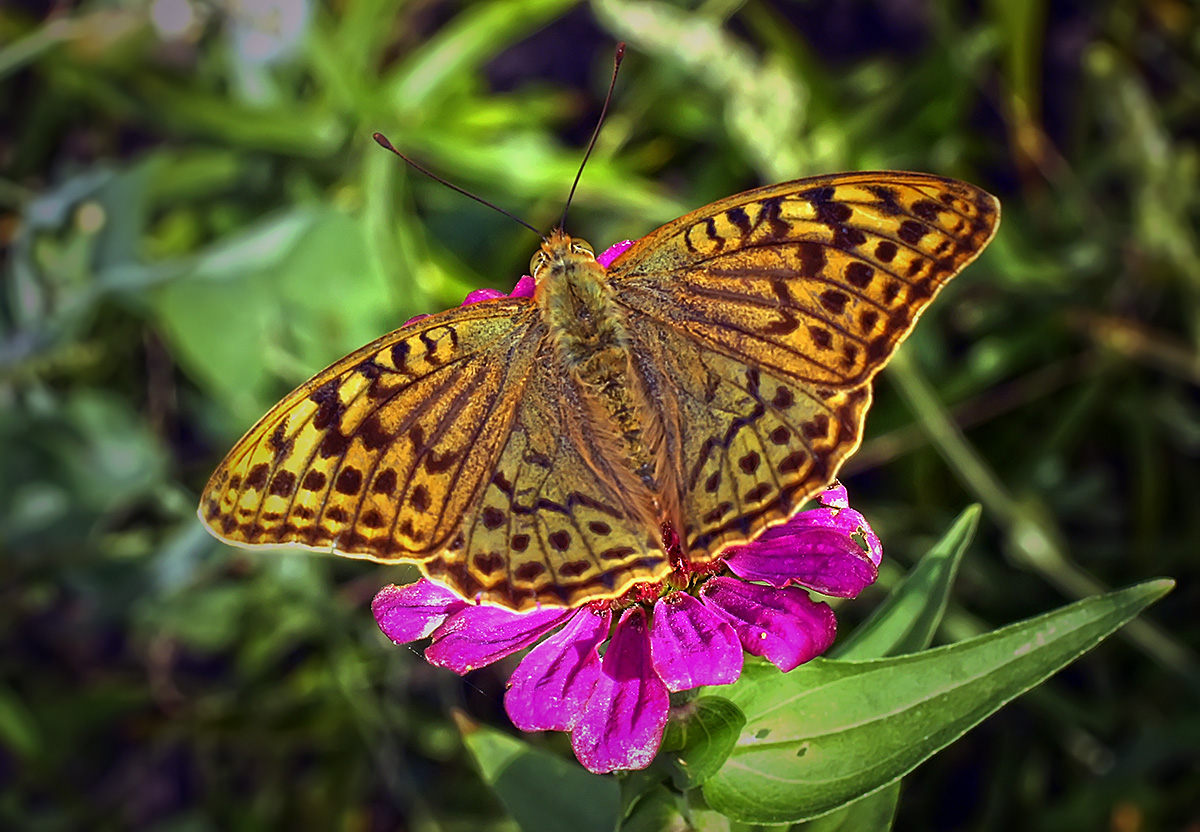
top-left (2, 0), bottom-right (1198, 829)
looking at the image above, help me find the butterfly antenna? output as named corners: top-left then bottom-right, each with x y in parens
top-left (559, 42), bottom-right (626, 231)
top-left (372, 133), bottom-right (542, 237)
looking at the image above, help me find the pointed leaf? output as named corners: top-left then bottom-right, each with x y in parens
top-left (834, 505), bottom-right (979, 660)
top-left (660, 697), bottom-right (746, 789)
top-left (458, 715), bottom-right (620, 832)
top-left (703, 580), bottom-right (1172, 823)
top-left (796, 784), bottom-right (900, 832)
top-left (618, 785), bottom-right (687, 832)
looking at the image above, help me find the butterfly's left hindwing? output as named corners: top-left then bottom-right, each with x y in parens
top-left (420, 337), bottom-right (670, 609)
top-left (625, 318), bottom-right (873, 565)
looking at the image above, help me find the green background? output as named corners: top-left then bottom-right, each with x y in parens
top-left (1, 0), bottom-right (1197, 828)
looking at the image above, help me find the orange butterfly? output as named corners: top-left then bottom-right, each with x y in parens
top-left (199, 172), bottom-right (999, 610)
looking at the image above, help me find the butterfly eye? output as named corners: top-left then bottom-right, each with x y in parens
top-left (529, 252), bottom-right (546, 276)
top-left (572, 240), bottom-right (595, 257)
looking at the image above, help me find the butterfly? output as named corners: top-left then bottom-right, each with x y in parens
top-left (199, 172), bottom-right (999, 611)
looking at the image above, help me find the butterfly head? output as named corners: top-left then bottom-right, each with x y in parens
top-left (530, 228), bottom-right (597, 282)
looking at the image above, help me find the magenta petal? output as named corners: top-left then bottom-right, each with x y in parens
top-left (725, 481), bottom-right (882, 581)
top-left (754, 497), bottom-right (873, 547)
top-left (849, 511), bottom-right (882, 567)
top-left (818, 481), bottom-right (850, 509)
top-left (700, 577), bottom-right (836, 672)
top-left (796, 505), bottom-right (883, 568)
top-left (802, 483), bottom-right (883, 567)
top-left (571, 607), bottom-right (669, 774)
top-left (425, 604), bottom-right (571, 674)
top-left (462, 287), bottom-right (507, 305)
top-left (402, 313), bottom-right (430, 327)
top-left (596, 240), bottom-right (634, 268)
top-left (505, 608), bottom-right (610, 732)
top-left (372, 580), bottom-right (468, 644)
top-left (509, 274), bottom-right (536, 298)
top-left (725, 528), bottom-right (879, 597)
top-left (648, 593), bottom-right (742, 691)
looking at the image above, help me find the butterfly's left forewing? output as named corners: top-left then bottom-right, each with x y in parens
top-left (609, 172), bottom-right (1000, 563)
top-left (200, 302), bottom-right (542, 562)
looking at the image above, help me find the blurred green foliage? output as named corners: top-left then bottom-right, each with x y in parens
top-left (1, 0), bottom-right (1197, 829)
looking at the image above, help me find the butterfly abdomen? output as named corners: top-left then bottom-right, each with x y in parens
top-left (537, 233), bottom-right (660, 493)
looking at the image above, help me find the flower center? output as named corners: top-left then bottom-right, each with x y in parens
top-left (587, 521), bottom-right (726, 613)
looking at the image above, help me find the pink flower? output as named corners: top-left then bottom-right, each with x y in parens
top-left (373, 241), bottom-right (882, 774)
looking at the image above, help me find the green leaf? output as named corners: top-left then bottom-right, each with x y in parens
top-left (593, 0), bottom-right (811, 179)
top-left (133, 76), bottom-right (346, 156)
top-left (385, 0), bottom-right (578, 112)
top-left (747, 507), bottom-right (973, 831)
top-left (796, 784), bottom-right (900, 832)
top-left (660, 696), bottom-right (746, 789)
top-left (459, 716), bottom-right (621, 832)
top-left (681, 807), bottom-right (735, 832)
top-left (618, 785), bottom-right (686, 832)
top-left (153, 208), bottom-right (395, 424)
top-left (0, 685), bottom-right (40, 758)
top-left (702, 579), bottom-right (1173, 824)
top-left (833, 505), bottom-right (979, 660)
